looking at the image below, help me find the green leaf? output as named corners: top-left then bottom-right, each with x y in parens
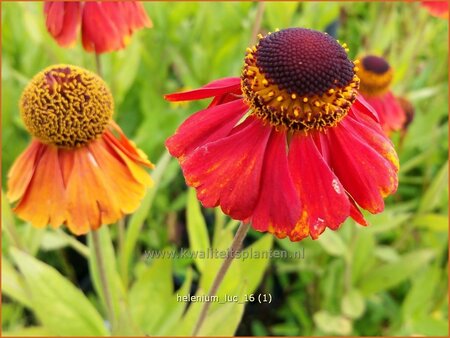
top-left (227, 234), bottom-right (273, 295)
top-left (128, 254), bottom-right (174, 335)
top-left (1, 255), bottom-right (31, 307)
top-left (411, 316), bottom-right (449, 336)
top-left (121, 150), bottom-right (172, 285)
top-left (412, 213), bottom-right (448, 232)
top-left (198, 301), bottom-right (245, 336)
top-left (109, 39), bottom-right (143, 106)
top-left (186, 188), bottom-right (211, 272)
top-left (359, 249), bottom-right (435, 295)
top-left (3, 326), bottom-right (51, 337)
top-left (351, 230), bottom-right (376, 284)
top-left (402, 266), bottom-right (440, 319)
top-left (87, 227), bottom-right (131, 335)
top-left (313, 310), bottom-right (352, 335)
top-left (341, 289), bottom-right (366, 319)
top-left (418, 161), bottom-right (448, 213)
top-left (154, 268), bottom-right (193, 335)
top-left (265, 2), bottom-right (299, 29)
top-left (10, 248), bottom-right (108, 336)
top-left (316, 229), bottom-right (348, 257)
top-left (40, 231), bottom-right (69, 251)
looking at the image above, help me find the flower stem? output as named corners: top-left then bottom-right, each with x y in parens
top-left (192, 221), bottom-right (251, 336)
top-left (92, 229), bottom-right (115, 333)
top-left (95, 53), bottom-right (103, 77)
top-left (250, 2), bottom-right (265, 45)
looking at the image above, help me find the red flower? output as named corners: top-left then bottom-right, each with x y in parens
top-left (421, 1), bottom-right (448, 18)
top-left (355, 55), bottom-right (406, 133)
top-left (165, 28), bottom-right (399, 241)
top-left (44, 1), bottom-right (152, 54)
top-left (7, 65), bottom-right (153, 235)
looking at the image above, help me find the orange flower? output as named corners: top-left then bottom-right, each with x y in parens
top-left (355, 55), bottom-right (406, 133)
top-left (7, 65), bottom-right (154, 235)
top-left (44, 1), bottom-right (152, 53)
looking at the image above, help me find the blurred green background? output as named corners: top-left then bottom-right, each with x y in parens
top-left (1, 1), bottom-right (448, 337)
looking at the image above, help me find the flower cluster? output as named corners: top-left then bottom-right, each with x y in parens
top-left (8, 6), bottom-right (402, 241)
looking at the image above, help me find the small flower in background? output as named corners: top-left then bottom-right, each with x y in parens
top-left (44, 1), bottom-right (152, 53)
top-left (7, 65), bottom-right (154, 235)
top-left (421, 1), bottom-right (448, 18)
top-left (165, 28), bottom-right (399, 241)
top-left (355, 55), bottom-right (406, 133)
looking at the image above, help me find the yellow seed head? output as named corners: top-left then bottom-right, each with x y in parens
top-left (20, 64), bottom-right (113, 148)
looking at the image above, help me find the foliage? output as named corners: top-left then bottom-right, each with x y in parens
top-left (1, 1), bottom-right (448, 337)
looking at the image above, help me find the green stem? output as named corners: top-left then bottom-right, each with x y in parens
top-left (95, 53), bottom-right (103, 77)
top-left (192, 221), bottom-right (251, 336)
top-left (92, 230), bottom-right (115, 334)
top-left (250, 2), bottom-right (265, 45)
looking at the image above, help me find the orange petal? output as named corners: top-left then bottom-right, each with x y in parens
top-left (106, 121), bottom-right (154, 168)
top-left (13, 144), bottom-right (67, 228)
top-left (7, 140), bottom-right (44, 202)
top-left (8, 132), bottom-right (152, 235)
top-left (64, 146), bottom-right (122, 234)
top-left (87, 137), bottom-right (151, 216)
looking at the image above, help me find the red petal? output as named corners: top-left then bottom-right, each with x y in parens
top-left (44, 2), bottom-right (81, 47)
top-left (348, 195), bottom-right (369, 226)
top-left (352, 94), bottom-right (380, 123)
top-left (181, 116), bottom-right (271, 220)
top-left (365, 92), bottom-right (406, 132)
top-left (166, 98), bottom-right (248, 160)
top-left (289, 134), bottom-right (351, 239)
top-left (326, 116), bottom-right (398, 213)
top-left (100, 2), bottom-right (129, 40)
top-left (345, 113), bottom-right (399, 173)
top-left (120, 1), bottom-right (152, 29)
top-left (82, 2), bottom-right (122, 53)
top-left (421, 1), bottom-right (449, 18)
top-left (164, 77), bottom-right (241, 102)
top-left (250, 129), bottom-right (302, 237)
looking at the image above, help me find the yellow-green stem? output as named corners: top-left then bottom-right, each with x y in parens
top-left (92, 230), bottom-right (116, 334)
top-left (192, 221), bottom-right (251, 336)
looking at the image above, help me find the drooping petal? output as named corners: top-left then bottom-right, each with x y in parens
top-left (7, 140), bottom-right (45, 202)
top-left (13, 144), bottom-right (67, 229)
top-left (44, 2), bottom-right (81, 47)
top-left (101, 128), bottom-right (153, 187)
top-left (63, 134), bottom-right (152, 235)
top-left (105, 121), bottom-right (154, 168)
top-left (288, 134), bottom-right (351, 239)
top-left (365, 91), bottom-right (406, 132)
top-left (82, 2), bottom-right (122, 53)
top-left (348, 194), bottom-right (369, 226)
top-left (352, 94), bottom-right (380, 123)
top-left (345, 113), bottom-right (399, 174)
top-left (181, 116), bottom-right (271, 220)
top-left (100, 1), bottom-right (152, 48)
top-left (165, 77), bottom-right (241, 102)
top-left (8, 130), bottom-right (152, 235)
top-left (166, 98), bottom-right (248, 160)
top-left (326, 116), bottom-right (398, 214)
top-left (251, 129), bottom-right (302, 238)
top-left (119, 1), bottom-right (152, 30)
